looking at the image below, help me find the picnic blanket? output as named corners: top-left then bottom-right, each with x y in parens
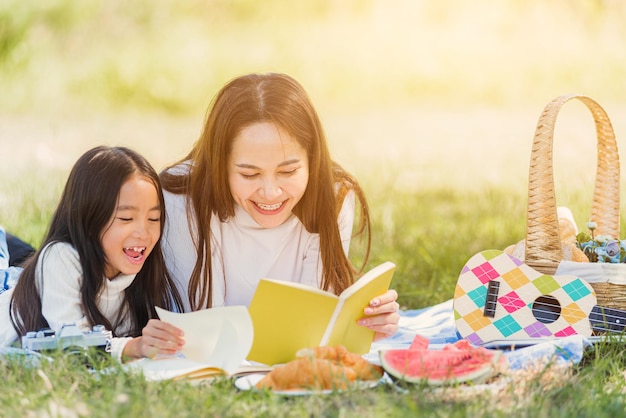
top-left (0, 226), bottom-right (22, 294)
top-left (365, 299), bottom-right (591, 370)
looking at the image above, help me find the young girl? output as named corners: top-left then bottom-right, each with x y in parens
top-left (160, 73), bottom-right (400, 339)
top-left (1, 146), bottom-right (185, 362)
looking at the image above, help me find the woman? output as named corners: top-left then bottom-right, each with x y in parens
top-left (161, 73), bottom-right (399, 339)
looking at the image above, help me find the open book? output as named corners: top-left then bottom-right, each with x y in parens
top-left (126, 356), bottom-right (271, 382)
top-left (125, 306), bottom-right (269, 381)
top-left (247, 261), bottom-right (396, 365)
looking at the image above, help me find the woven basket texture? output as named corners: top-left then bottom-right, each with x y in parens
top-left (524, 94), bottom-right (624, 309)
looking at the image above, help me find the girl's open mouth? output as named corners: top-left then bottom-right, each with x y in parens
top-left (124, 246), bottom-right (146, 260)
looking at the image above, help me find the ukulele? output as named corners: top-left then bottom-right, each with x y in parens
top-left (453, 249), bottom-right (626, 346)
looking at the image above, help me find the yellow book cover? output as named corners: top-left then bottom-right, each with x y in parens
top-left (247, 261), bottom-right (396, 365)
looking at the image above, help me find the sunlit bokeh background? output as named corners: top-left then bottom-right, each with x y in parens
top-left (2, 0), bottom-right (626, 257)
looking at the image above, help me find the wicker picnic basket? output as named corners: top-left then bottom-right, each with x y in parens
top-left (523, 94), bottom-right (625, 309)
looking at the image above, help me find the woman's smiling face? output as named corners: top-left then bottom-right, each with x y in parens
top-left (227, 121), bottom-right (309, 228)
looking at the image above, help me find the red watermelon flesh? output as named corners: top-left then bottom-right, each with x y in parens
top-left (409, 334), bottom-right (429, 351)
top-left (379, 335), bottom-right (504, 385)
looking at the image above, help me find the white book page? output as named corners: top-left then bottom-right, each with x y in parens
top-left (155, 305), bottom-right (253, 375)
top-left (126, 356), bottom-right (224, 381)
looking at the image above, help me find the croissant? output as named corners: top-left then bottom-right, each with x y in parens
top-left (255, 357), bottom-right (357, 391)
top-left (296, 345), bottom-right (384, 381)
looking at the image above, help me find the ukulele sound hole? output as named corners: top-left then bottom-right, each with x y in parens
top-left (532, 295), bottom-right (561, 324)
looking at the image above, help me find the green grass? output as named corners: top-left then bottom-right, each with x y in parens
top-left (354, 187), bottom-right (527, 309)
top-left (2, 335), bottom-right (626, 417)
top-left (5, 183), bottom-right (626, 417)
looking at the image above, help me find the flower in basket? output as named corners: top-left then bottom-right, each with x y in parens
top-left (575, 221), bottom-right (626, 263)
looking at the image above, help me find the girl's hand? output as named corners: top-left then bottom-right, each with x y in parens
top-left (358, 289), bottom-right (400, 340)
top-left (122, 319), bottom-right (185, 361)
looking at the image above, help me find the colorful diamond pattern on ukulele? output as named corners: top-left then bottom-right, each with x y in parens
top-left (498, 291), bottom-right (526, 313)
top-left (493, 315), bottom-right (523, 337)
top-left (554, 325), bottom-right (577, 337)
top-left (532, 275), bottom-right (561, 294)
top-left (471, 261), bottom-right (500, 284)
top-left (465, 332), bottom-right (483, 346)
top-left (453, 284), bottom-right (466, 299)
top-left (463, 308), bottom-right (494, 332)
top-left (502, 267), bottom-right (531, 289)
top-left (524, 321), bottom-right (552, 338)
top-left (561, 302), bottom-right (588, 324)
top-left (453, 250), bottom-right (597, 345)
top-left (562, 279), bottom-right (593, 301)
top-left (466, 286), bottom-right (488, 308)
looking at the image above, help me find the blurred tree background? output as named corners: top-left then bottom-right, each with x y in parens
top-left (2, 0), bottom-right (625, 115)
top-left (3, 0), bottom-right (626, 176)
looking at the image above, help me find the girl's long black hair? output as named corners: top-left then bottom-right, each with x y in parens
top-left (10, 146), bottom-right (183, 337)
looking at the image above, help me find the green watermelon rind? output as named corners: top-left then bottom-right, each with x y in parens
top-left (379, 348), bottom-right (502, 386)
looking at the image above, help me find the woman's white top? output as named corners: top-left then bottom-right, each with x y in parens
top-left (162, 177), bottom-right (355, 312)
top-left (0, 242), bottom-right (135, 361)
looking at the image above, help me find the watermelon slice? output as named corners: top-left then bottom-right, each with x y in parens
top-left (379, 335), bottom-right (505, 386)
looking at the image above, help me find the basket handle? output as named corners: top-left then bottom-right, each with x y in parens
top-left (525, 94), bottom-right (621, 273)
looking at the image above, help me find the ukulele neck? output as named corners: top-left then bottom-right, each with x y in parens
top-left (590, 305), bottom-right (626, 334)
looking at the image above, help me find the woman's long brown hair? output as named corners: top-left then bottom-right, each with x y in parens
top-left (161, 73), bottom-right (371, 310)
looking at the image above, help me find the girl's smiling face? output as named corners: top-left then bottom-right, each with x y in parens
top-left (228, 121), bottom-right (309, 228)
top-left (101, 174), bottom-right (162, 279)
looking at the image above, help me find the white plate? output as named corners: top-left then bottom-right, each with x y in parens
top-left (235, 373), bottom-right (380, 396)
